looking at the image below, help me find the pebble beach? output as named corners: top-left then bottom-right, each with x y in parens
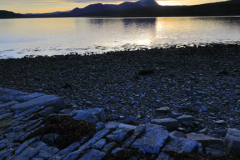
top-left (1, 43), bottom-right (240, 138)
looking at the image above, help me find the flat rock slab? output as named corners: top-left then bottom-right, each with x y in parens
top-left (176, 115), bottom-right (194, 123)
top-left (131, 124), bottom-right (169, 154)
top-left (162, 137), bottom-right (198, 153)
top-left (151, 118), bottom-right (179, 131)
top-left (225, 128), bottom-right (240, 157)
top-left (186, 133), bottom-right (223, 153)
top-left (10, 95), bottom-right (65, 113)
top-left (79, 149), bottom-right (105, 160)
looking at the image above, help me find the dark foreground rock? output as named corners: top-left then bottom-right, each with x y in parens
top-left (0, 88), bottom-right (240, 159)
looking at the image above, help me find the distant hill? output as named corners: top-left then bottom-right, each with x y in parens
top-left (0, 10), bottom-right (22, 18)
top-left (1, 0), bottom-right (240, 19)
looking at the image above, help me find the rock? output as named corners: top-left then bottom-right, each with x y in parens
top-left (10, 95), bottom-right (65, 113)
top-left (206, 148), bottom-right (225, 156)
top-left (170, 131), bottom-right (186, 138)
top-left (96, 122), bottom-right (105, 131)
top-left (0, 113), bottom-right (12, 129)
top-left (215, 129), bottom-right (227, 136)
top-left (107, 114), bottom-right (119, 121)
top-left (13, 141), bottom-right (46, 160)
top-left (102, 142), bottom-right (117, 154)
top-left (107, 128), bottom-right (133, 143)
top-left (15, 137), bottom-right (41, 155)
top-left (131, 124), bottom-right (169, 154)
top-left (38, 107), bottom-right (54, 117)
top-left (79, 149), bottom-right (105, 160)
top-left (0, 143), bottom-right (20, 160)
top-left (121, 116), bottom-right (138, 124)
top-left (155, 107), bottom-right (171, 113)
top-left (156, 152), bottom-right (174, 160)
top-left (176, 115), bottom-right (194, 123)
top-left (111, 147), bottom-right (123, 154)
top-left (0, 101), bottom-right (18, 109)
top-left (140, 118), bottom-right (150, 124)
top-left (50, 142), bottom-right (81, 160)
top-left (151, 118), bottom-right (179, 131)
top-left (186, 133), bottom-right (224, 153)
top-left (69, 108), bottom-right (105, 122)
top-left (73, 113), bottom-right (98, 123)
top-left (162, 137), bottom-right (198, 153)
top-left (15, 93), bottom-right (45, 102)
top-left (92, 139), bottom-right (107, 150)
top-left (122, 124), bottom-right (146, 148)
top-left (224, 128), bottom-right (240, 157)
top-left (42, 133), bottom-right (59, 144)
top-left (199, 128), bottom-right (208, 134)
top-left (35, 146), bottom-right (59, 159)
top-left (214, 120), bottom-right (226, 124)
top-left (63, 128), bottom-right (110, 160)
top-left (171, 111), bottom-right (182, 117)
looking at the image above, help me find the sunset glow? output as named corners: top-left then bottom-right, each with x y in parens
top-left (0, 0), bottom-right (230, 14)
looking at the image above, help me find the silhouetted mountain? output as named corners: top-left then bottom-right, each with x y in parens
top-left (1, 0), bottom-right (240, 19)
top-left (0, 10), bottom-right (22, 18)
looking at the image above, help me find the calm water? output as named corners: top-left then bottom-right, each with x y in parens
top-left (1, 17), bottom-right (240, 58)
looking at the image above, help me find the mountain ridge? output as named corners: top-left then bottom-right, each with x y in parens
top-left (1, 0), bottom-right (240, 19)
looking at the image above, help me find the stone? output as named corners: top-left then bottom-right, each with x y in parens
top-left (15, 137), bottom-right (41, 155)
top-left (79, 149), bottom-right (105, 160)
top-left (0, 113), bottom-right (12, 129)
top-left (206, 148), bottom-right (225, 156)
top-left (96, 122), bottom-right (105, 131)
top-left (122, 124), bottom-right (146, 148)
top-left (73, 113), bottom-right (98, 123)
top-left (162, 137), bottom-right (198, 153)
top-left (156, 152), bottom-right (174, 160)
top-left (170, 131), bottom-right (186, 138)
top-left (13, 141), bottom-right (46, 160)
top-left (176, 115), bottom-right (194, 123)
top-left (107, 128), bottom-right (133, 143)
top-left (224, 128), bottom-right (240, 157)
top-left (69, 108), bottom-right (105, 122)
top-left (0, 101), bottom-right (18, 109)
top-left (121, 116), bottom-right (138, 124)
top-left (151, 118), bottom-right (179, 131)
top-left (50, 142), bottom-right (81, 160)
top-left (201, 106), bottom-right (208, 112)
top-left (0, 143), bottom-right (20, 160)
top-left (15, 93), bottom-right (45, 102)
top-left (186, 133), bottom-right (223, 153)
top-left (42, 133), bottom-right (59, 144)
top-left (111, 147), bottom-right (123, 154)
top-left (10, 95), bottom-right (65, 113)
top-left (140, 118), bottom-right (150, 124)
top-left (86, 108), bottom-right (105, 122)
top-left (155, 107), bottom-right (171, 113)
top-left (38, 107), bottom-right (55, 117)
top-left (63, 128), bottom-right (110, 160)
top-left (14, 106), bottom-right (41, 118)
top-left (131, 124), bottom-right (169, 154)
top-left (102, 142), bottom-right (117, 154)
top-left (107, 114), bottom-right (119, 121)
top-left (0, 113), bottom-right (12, 122)
top-left (92, 139), bottom-right (107, 150)
top-left (215, 129), bottom-right (227, 136)
top-left (35, 146), bottom-right (59, 159)
top-left (171, 111), bottom-right (182, 117)
top-left (214, 120), bottom-right (226, 124)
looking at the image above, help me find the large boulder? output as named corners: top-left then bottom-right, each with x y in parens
top-left (151, 118), bottom-right (179, 131)
top-left (131, 124), bottom-right (169, 154)
top-left (224, 128), bottom-right (240, 157)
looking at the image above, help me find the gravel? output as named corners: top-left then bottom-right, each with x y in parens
top-left (1, 43), bottom-right (240, 136)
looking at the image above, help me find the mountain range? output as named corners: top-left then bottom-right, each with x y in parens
top-left (1, 0), bottom-right (240, 19)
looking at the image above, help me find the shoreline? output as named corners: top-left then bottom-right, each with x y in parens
top-left (1, 43), bottom-right (240, 138)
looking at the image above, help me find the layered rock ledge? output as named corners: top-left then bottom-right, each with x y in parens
top-left (0, 88), bottom-right (240, 159)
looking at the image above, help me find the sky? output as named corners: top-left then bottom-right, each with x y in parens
top-left (0, 0), bottom-right (228, 14)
